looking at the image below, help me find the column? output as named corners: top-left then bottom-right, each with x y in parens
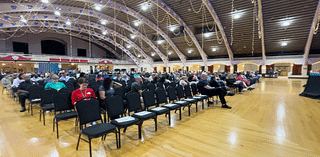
top-left (261, 65), bottom-right (266, 77)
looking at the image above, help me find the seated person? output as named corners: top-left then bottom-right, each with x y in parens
top-left (99, 77), bottom-right (122, 101)
top-left (17, 75), bottom-right (33, 112)
top-left (44, 74), bottom-right (65, 91)
top-left (226, 74), bottom-right (244, 94)
top-left (59, 72), bottom-right (70, 82)
top-left (71, 77), bottom-right (96, 105)
top-left (131, 77), bottom-right (143, 95)
top-left (197, 73), bottom-right (232, 109)
top-left (210, 75), bottom-right (234, 96)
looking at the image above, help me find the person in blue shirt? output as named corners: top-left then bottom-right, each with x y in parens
top-left (45, 74), bottom-right (65, 90)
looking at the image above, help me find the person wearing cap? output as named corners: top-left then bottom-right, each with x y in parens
top-left (71, 77), bottom-right (96, 105)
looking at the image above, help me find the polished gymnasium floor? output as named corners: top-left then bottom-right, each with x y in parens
top-left (0, 78), bottom-right (320, 157)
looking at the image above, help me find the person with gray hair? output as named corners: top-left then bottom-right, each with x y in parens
top-left (197, 73), bottom-right (232, 109)
top-left (44, 74), bottom-right (65, 90)
top-left (131, 76), bottom-right (143, 95)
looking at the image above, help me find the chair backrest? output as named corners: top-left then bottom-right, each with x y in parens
top-left (105, 95), bottom-right (124, 118)
top-left (157, 82), bottom-right (164, 89)
top-left (147, 83), bottom-right (156, 93)
top-left (142, 90), bottom-right (156, 109)
top-left (141, 84), bottom-right (148, 90)
top-left (76, 98), bottom-right (101, 126)
top-left (167, 86), bottom-right (177, 102)
top-left (96, 80), bottom-right (103, 85)
top-left (53, 92), bottom-right (73, 112)
top-left (164, 82), bottom-right (171, 88)
top-left (175, 85), bottom-right (185, 99)
top-left (114, 86), bottom-right (125, 98)
top-left (126, 92), bottom-right (142, 112)
top-left (38, 80), bottom-right (45, 86)
top-left (170, 81), bottom-right (176, 88)
top-left (28, 84), bottom-right (43, 99)
top-left (155, 88), bottom-right (168, 105)
top-left (40, 89), bottom-right (54, 106)
top-left (191, 83), bottom-right (198, 96)
top-left (184, 85), bottom-right (192, 97)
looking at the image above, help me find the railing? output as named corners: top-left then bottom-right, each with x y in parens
top-left (0, 52), bottom-right (135, 65)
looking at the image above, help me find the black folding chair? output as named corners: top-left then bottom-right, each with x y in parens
top-left (143, 90), bottom-right (171, 125)
top-left (75, 98), bottom-right (117, 157)
top-left (155, 87), bottom-right (182, 120)
top-left (185, 84), bottom-right (203, 111)
top-left (27, 84), bottom-right (42, 116)
top-left (106, 95), bottom-right (140, 148)
top-left (147, 83), bottom-right (156, 94)
top-left (53, 92), bottom-right (78, 139)
top-left (126, 92), bottom-right (157, 131)
top-left (39, 89), bottom-right (54, 125)
top-left (174, 86), bottom-right (192, 116)
top-left (192, 84), bottom-right (209, 109)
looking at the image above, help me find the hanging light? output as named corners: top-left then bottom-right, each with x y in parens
top-left (66, 21), bottom-right (71, 25)
top-left (157, 40), bottom-right (164, 44)
top-left (94, 5), bottom-right (102, 11)
top-left (102, 31), bottom-right (107, 35)
top-left (101, 20), bottom-right (107, 25)
top-left (204, 32), bottom-right (212, 38)
top-left (281, 42), bottom-right (287, 46)
top-left (130, 34), bottom-right (136, 39)
top-left (133, 20), bottom-right (141, 27)
top-left (168, 51), bottom-right (172, 55)
top-left (151, 53), bottom-right (155, 56)
top-left (41, 0), bottom-right (49, 3)
top-left (212, 48), bottom-right (217, 51)
top-left (138, 55), bottom-right (141, 57)
top-left (169, 25), bottom-right (177, 32)
top-left (188, 50), bottom-right (192, 54)
top-left (54, 11), bottom-right (61, 16)
top-left (126, 45), bottom-right (132, 49)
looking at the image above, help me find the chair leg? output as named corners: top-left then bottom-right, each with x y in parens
top-left (31, 103), bottom-right (33, 116)
top-left (138, 123), bottom-right (142, 139)
top-left (115, 131), bottom-right (119, 149)
top-left (103, 113), bottom-right (106, 123)
top-left (195, 102), bottom-right (198, 112)
top-left (179, 107), bottom-right (182, 120)
top-left (53, 118), bottom-right (55, 131)
top-left (89, 138), bottom-right (92, 157)
top-left (202, 100), bottom-right (204, 109)
top-left (168, 111), bottom-right (171, 125)
top-left (118, 129), bottom-right (121, 148)
top-left (154, 117), bottom-right (157, 131)
top-left (188, 105), bottom-right (191, 116)
top-left (43, 111), bottom-right (46, 126)
top-left (56, 121), bottom-right (59, 139)
top-left (39, 110), bottom-right (42, 121)
top-left (76, 133), bottom-right (81, 150)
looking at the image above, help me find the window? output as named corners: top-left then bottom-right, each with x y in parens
top-left (77, 49), bottom-right (87, 57)
top-left (41, 40), bottom-right (66, 55)
top-left (13, 42), bottom-right (29, 54)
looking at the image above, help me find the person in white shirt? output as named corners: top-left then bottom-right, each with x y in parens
top-left (59, 72), bottom-right (70, 82)
top-left (121, 74), bottom-right (130, 84)
top-left (31, 74), bottom-right (43, 82)
top-left (12, 73), bottom-right (25, 88)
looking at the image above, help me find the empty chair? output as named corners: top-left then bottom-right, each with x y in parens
top-left (143, 90), bottom-right (171, 125)
top-left (184, 84), bottom-right (202, 112)
top-left (106, 95), bottom-right (140, 148)
top-left (155, 87), bottom-right (181, 120)
top-left (126, 92), bottom-right (157, 130)
top-left (53, 92), bottom-right (78, 139)
top-left (147, 83), bottom-right (156, 94)
top-left (64, 81), bottom-right (75, 92)
top-left (39, 89), bottom-right (55, 125)
top-left (156, 82), bottom-right (164, 89)
top-left (75, 98), bottom-right (117, 157)
top-left (174, 86), bottom-right (192, 116)
top-left (27, 84), bottom-right (42, 116)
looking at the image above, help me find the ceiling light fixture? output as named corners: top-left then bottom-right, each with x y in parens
top-left (151, 53), bottom-right (155, 56)
top-left (138, 55), bottom-right (141, 57)
top-left (101, 20), bottom-right (107, 25)
top-left (54, 11), bottom-right (61, 16)
top-left (281, 42), bottom-right (287, 46)
top-left (41, 0), bottom-right (49, 3)
top-left (157, 40), bottom-right (164, 44)
top-left (126, 45), bottom-right (132, 49)
top-left (94, 5), bottom-right (102, 11)
top-left (168, 52), bottom-right (172, 55)
top-left (281, 21), bottom-right (290, 27)
top-left (66, 21), bottom-right (71, 25)
top-left (169, 25), bottom-right (176, 32)
top-left (204, 33), bottom-right (212, 38)
top-left (188, 50), bottom-right (192, 54)
top-left (212, 48), bottom-right (217, 51)
top-left (102, 31), bottom-right (107, 35)
top-left (130, 34), bottom-right (136, 39)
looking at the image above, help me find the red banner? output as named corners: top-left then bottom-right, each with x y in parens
top-left (0, 55), bottom-right (31, 61)
top-left (80, 60), bottom-right (88, 63)
top-left (98, 60), bottom-right (112, 64)
top-left (71, 59), bottom-right (79, 62)
top-left (49, 58), bottom-right (60, 61)
top-left (61, 59), bottom-right (70, 62)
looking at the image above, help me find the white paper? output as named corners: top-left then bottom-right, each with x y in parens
top-left (134, 111), bottom-right (151, 116)
top-left (175, 101), bottom-right (186, 104)
top-left (151, 107), bottom-right (166, 111)
top-left (115, 116), bottom-right (135, 123)
top-left (164, 104), bottom-right (177, 107)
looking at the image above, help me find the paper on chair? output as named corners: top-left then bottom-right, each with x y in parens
top-left (151, 107), bottom-right (166, 111)
top-left (115, 116), bottom-right (135, 123)
top-left (164, 104), bottom-right (176, 107)
top-left (134, 111), bottom-right (151, 116)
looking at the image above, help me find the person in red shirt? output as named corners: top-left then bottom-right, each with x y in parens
top-left (95, 74), bottom-right (104, 82)
top-left (72, 77), bottom-right (96, 105)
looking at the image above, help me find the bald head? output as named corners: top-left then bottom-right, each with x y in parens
top-left (135, 76), bottom-right (143, 84)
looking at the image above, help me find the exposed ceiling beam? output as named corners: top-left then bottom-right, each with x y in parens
top-left (202, 0), bottom-right (234, 65)
top-left (303, 0), bottom-right (320, 66)
top-left (147, 0), bottom-right (208, 66)
top-left (257, 0), bottom-right (266, 65)
top-left (0, 3), bottom-right (166, 65)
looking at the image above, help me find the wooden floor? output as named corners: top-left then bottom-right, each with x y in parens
top-left (1, 78), bottom-right (320, 157)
